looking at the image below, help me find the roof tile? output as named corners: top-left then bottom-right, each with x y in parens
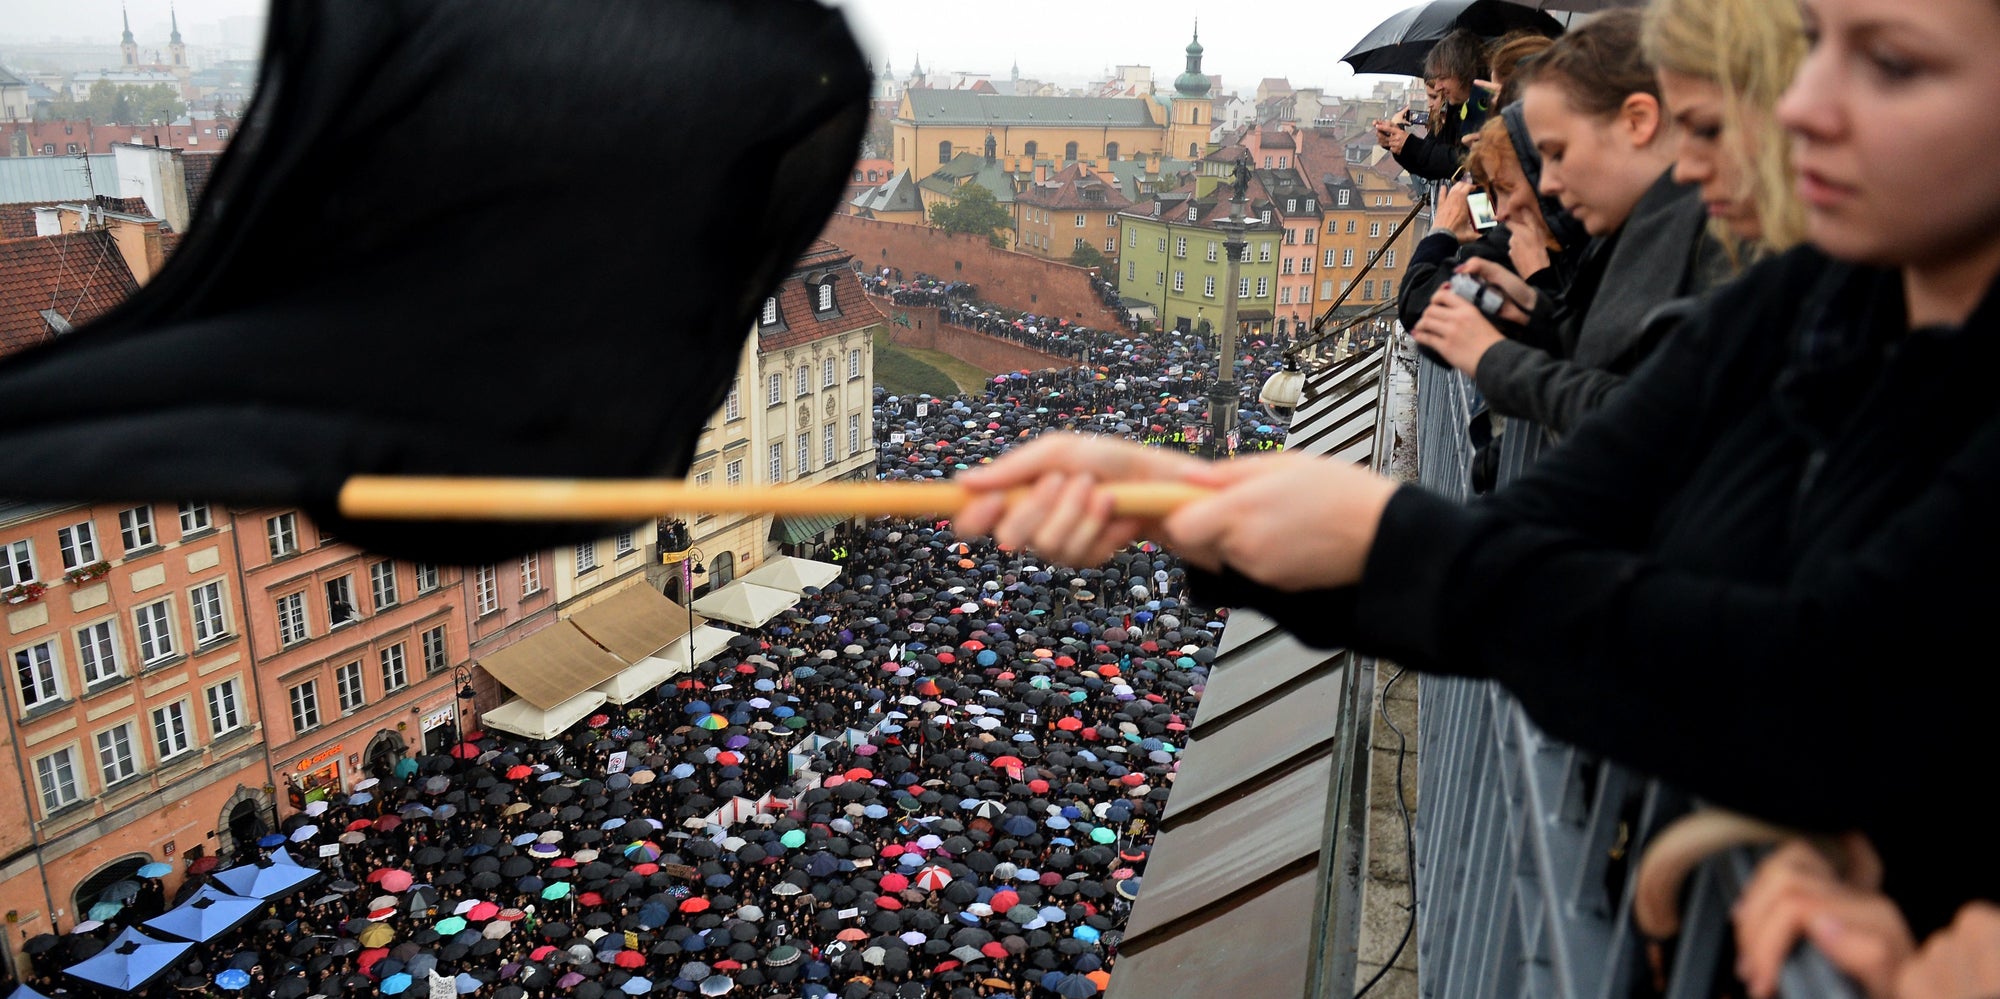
top-left (0, 230), bottom-right (140, 359)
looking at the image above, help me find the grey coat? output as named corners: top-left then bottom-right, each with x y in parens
top-left (1473, 169), bottom-right (1725, 434)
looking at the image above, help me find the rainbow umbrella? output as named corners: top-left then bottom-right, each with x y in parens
top-left (694, 714), bottom-right (729, 731)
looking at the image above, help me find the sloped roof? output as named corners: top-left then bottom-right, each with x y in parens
top-left (919, 153), bottom-right (1021, 205)
top-left (0, 230), bottom-right (140, 358)
top-left (1016, 162), bottom-right (1134, 212)
top-left (850, 170), bottom-right (924, 215)
top-left (757, 240), bottom-right (884, 352)
top-left (0, 154), bottom-right (116, 204)
top-left (905, 90), bottom-right (1157, 128)
top-left (0, 66), bottom-right (26, 87)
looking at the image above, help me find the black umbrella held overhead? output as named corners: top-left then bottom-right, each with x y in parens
top-left (0, 0), bottom-right (870, 564)
top-left (1341, 0), bottom-right (1564, 77)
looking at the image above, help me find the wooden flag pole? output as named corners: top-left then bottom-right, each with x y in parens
top-left (337, 476), bottom-right (1212, 522)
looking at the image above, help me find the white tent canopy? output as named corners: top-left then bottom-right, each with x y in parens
top-left (480, 690), bottom-right (607, 741)
top-left (737, 555), bottom-right (841, 594)
top-left (690, 581), bottom-right (799, 628)
top-left (595, 625), bottom-right (736, 704)
top-left (673, 624), bottom-right (736, 670)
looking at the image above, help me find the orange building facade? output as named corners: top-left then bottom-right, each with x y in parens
top-left (231, 507), bottom-right (470, 814)
top-left (1, 498), bottom-right (268, 980)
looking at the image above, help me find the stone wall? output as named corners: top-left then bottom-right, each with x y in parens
top-left (874, 303), bottom-right (1072, 375)
top-left (822, 214), bottom-right (1124, 330)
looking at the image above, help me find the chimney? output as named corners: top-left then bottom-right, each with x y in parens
top-left (105, 215), bottom-right (167, 286)
top-left (1146, 150), bottom-right (1161, 174)
top-left (1036, 163), bottom-right (1049, 183)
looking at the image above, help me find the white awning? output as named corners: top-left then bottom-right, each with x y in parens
top-left (479, 690), bottom-right (608, 741)
top-left (476, 620), bottom-right (629, 710)
top-left (568, 582), bottom-right (706, 663)
top-left (737, 555), bottom-right (841, 594)
top-left (595, 656), bottom-right (685, 706)
top-left (690, 581), bottom-right (800, 628)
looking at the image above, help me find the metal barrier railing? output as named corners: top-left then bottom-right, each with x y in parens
top-left (1408, 352), bottom-right (1860, 999)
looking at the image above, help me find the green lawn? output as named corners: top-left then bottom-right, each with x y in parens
top-left (871, 330), bottom-right (1000, 398)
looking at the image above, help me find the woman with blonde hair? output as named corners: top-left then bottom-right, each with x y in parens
top-left (1643, 0), bottom-right (1808, 252)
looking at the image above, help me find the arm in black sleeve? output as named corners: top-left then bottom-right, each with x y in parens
top-left (1390, 132), bottom-right (1460, 183)
top-left (1398, 232), bottom-right (1469, 332)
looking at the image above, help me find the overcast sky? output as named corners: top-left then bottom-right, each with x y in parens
top-left (6, 0), bottom-right (1434, 96)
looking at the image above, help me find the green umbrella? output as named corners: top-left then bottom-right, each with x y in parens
top-left (1089, 827), bottom-right (1116, 845)
top-left (395, 758), bottom-right (419, 779)
top-left (783, 717), bottom-right (807, 730)
top-left (542, 882), bottom-right (571, 900)
top-left (779, 830), bottom-right (806, 849)
top-left (434, 916), bottom-right (467, 935)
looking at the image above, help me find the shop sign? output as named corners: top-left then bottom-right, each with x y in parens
top-left (299, 744), bottom-right (344, 769)
top-left (421, 708), bottom-right (455, 731)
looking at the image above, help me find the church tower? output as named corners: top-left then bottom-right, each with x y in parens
top-left (169, 5), bottom-right (186, 68)
top-left (1168, 23), bottom-right (1213, 160)
top-left (121, 5), bottom-right (139, 68)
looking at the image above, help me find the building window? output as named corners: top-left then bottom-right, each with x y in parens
top-left (816, 282), bottom-right (835, 312)
top-left (1342, 248), bottom-right (1355, 267)
top-left (381, 643), bottom-right (409, 692)
top-left (1338, 189), bottom-right (1351, 206)
top-left (275, 592), bottom-right (309, 646)
top-left (1105, 142), bottom-right (1119, 161)
top-left (1363, 279), bottom-right (1376, 300)
top-left (108, 512), bottom-right (160, 568)
top-left (1280, 287), bottom-right (1292, 304)
top-left (1125, 260), bottom-right (1136, 281)
top-left (421, 626), bottom-right (447, 674)
top-left (938, 139), bottom-right (952, 165)
top-left (1172, 271), bottom-right (1185, 292)
top-left (326, 576), bottom-right (358, 627)
top-left (1282, 257), bottom-right (1295, 275)
top-left (1074, 213), bottom-right (1087, 229)
top-left (1185, 206), bottom-right (1197, 223)
top-left (1106, 214), bottom-right (1117, 227)
top-left (1204, 241), bottom-right (1217, 262)
top-left (369, 561), bottom-right (398, 609)
top-left (1369, 222), bottom-right (1382, 238)
top-left (336, 661), bottom-right (365, 712)
top-left (1064, 141), bottom-right (1079, 161)
top-left (1127, 228), bottom-right (1137, 248)
top-left (1258, 243), bottom-right (1272, 262)
top-left (266, 513), bottom-right (299, 559)
top-left (1104, 237), bottom-right (1116, 252)
top-left (760, 297), bottom-right (780, 325)
top-left (177, 501), bottom-right (212, 535)
top-left (16, 639), bottom-right (63, 709)
top-left (797, 432), bottom-right (812, 475)
top-left (725, 379), bottom-right (741, 421)
top-left (767, 373), bottom-right (783, 406)
top-left (824, 423), bottom-right (837, 464)
top-left (1173, 237), bottom-right (1187, 258)
top-left (34, 748), bottom-right (80, 812)
top-left (1324, 249), bottom-right (1338, 268)
top-left (206, 678), bottom-right (243, 736)
top-left (97, 723), bottom-right (138, 786)
top-left (475, 565), bottom-right (498, 614)
top-left (795, 365), bottom-right (810, 397)
top-left (134, 599), bottom-right (175, 664)
top-left (2, 539), bottom-right (36, 588)
top-left (152, 700), bottom-right (192, 760)
top-left (1286, 199), bottom-right (1297, 212)
top-left (57, 522), bottom-right (98, 570)
top-left (848, 349), bottom-right (863, 379)
top-left (520, 553), bottom-right (542, 595)
top-left (415, 563), bottom-right (440, 593)
top-left (575, 542), bottom-right (598, 575)
top-left (1023, 140), bottom-right (1037, 158)
top-left (822, 356), bottom-right (836, 389)
top-left (289, 681), bottom-right (320, 733)
top-left (1203, 275), bottom-right (1216, 298)
top-left (849, 414), bottom-right (862, 454)
top-left (1384, 249), bottom-right (1397, 269)
top-left (191, 580), bottom-right (228, 644)
top-left (614, 530), bottom-right (636, 557)
top-left (1256, 276), bottom-right (1271, 297)
top-left (1073, 237), bottom-right (1086, 250)
top-left (769, 441), bottom-right (784, 483)
top-left (76, 620), bottom-right (122, 686)
top-left (726, 458), bottom-right (743, 486)
top-left (1306, 227), bottom-right (1317, 245)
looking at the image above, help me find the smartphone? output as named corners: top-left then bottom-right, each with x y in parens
top-left (1466, 191), bottom-right (1498, 231)
top-left (1406, 110), bottom-right (1430, 127)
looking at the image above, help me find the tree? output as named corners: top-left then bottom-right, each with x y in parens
top-left (49, 84), bottom-right (185, 126)
top-left (1068, 244), bottom-right (1108, 269)
top-left (928, 184), bottom-right (1014, 248)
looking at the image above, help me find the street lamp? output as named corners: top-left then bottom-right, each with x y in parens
top-left (450, 662), bottom-right (477, 744)
top-left (658, 518), bottom-right (707, 670)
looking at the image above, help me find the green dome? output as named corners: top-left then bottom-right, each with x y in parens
top-left (1175, 25), bottom-right (1209, 97)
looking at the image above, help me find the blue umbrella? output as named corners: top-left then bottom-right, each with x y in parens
top-left (136, 863), bottom-right (173, 878)
top-left (348, 792), bottom-right (374, 805)
top-left (1001, 816), bottom-right (1036, 837)
top-left (257, 834), bottom-right (287, 848)
top-left (215, 969), bottom-right (251, 991)
top-left (381, 972), bottom-right (413, 995)
top-left (622, 977), bottom-right (654, 995)
top-left (454, 973), bottom-right (481, 994)
top-left (87, 902), bottom-right (124, 921)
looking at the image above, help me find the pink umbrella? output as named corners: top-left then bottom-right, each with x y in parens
top-left (379, 869), bottom-right (414, 893)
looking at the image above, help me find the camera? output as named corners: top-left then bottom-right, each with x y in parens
top-left (1448, 272), bottom-right (1509, 318)
top-left (1406, 110), bottom-right (1430, 127)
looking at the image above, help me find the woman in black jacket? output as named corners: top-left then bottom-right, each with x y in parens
top-left (1376, 29), bottom-right (1492, 183)
top-left (954, 0), bottom-right (2000, 944)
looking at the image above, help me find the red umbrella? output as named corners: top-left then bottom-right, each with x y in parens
top-left (379, 870), bottom-right (415, 893)
top-left (588, 714), bottom-right (610, 727)
top-left (375, 815), bottom-right (404, 832)
top-left (989, 890), bottom-right (1019, 912)
top-left (530, 945), bottom-right (558, 961)
top-left (614, 951), bottom-right (645, 969)
top-left (468, 902), bottom-right (500, 921)
top-left (836, 928), bottom-right (867, 942)
top-left (1055, 718), bottom-right (1083, 732)
top-left (715, 751), bottom-right (742, 766)
top-left (188, 856), bottom-right (220, 874)
top-left (875, 895), bottom-right (902, 910)
top-left (359, 948), bottom-right (389, 974)
top-left (450, 742), bottom-right (481, 759)
top-left (980, 942), bottom-right (1010, 960)
top-left (914, 865), bottom-right (953, 891)
top-left (878, 873), bottom-right (909, 893)
top-left (579, 892), bottom-right (604, 907)
top-left (506, 765), bottom-right (533, 780)
top-left (679, 898), bottom-right (710, 913)
top-left (991, 757), bottom-right (1023, 772)
top-left (843, 768), bottom-right (873, 782)
top-left (632, 863), bottom-right (659, 875)
top-left (347, 819), bottom-right (374, 832)
top-left (712, 961), bottom-right (742, 972)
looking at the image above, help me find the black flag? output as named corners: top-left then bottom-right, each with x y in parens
top-left (0, 0), bottom-right (869, 563)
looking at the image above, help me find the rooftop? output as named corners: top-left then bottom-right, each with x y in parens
top-left (903, 91), bottom-right (1159, 128)
top-left (0, 229), bottom-right (141, 358)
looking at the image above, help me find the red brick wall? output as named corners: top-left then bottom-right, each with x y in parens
top-left (876, 303), bottom-right (1072, 374)
top-left (822, 215), bottom-right (1124, 330)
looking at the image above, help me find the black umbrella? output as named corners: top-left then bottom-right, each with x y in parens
top-left (0, 0), bottom-right (870, 564)
top-left (1341, 0), bottom-right (1563, 77)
